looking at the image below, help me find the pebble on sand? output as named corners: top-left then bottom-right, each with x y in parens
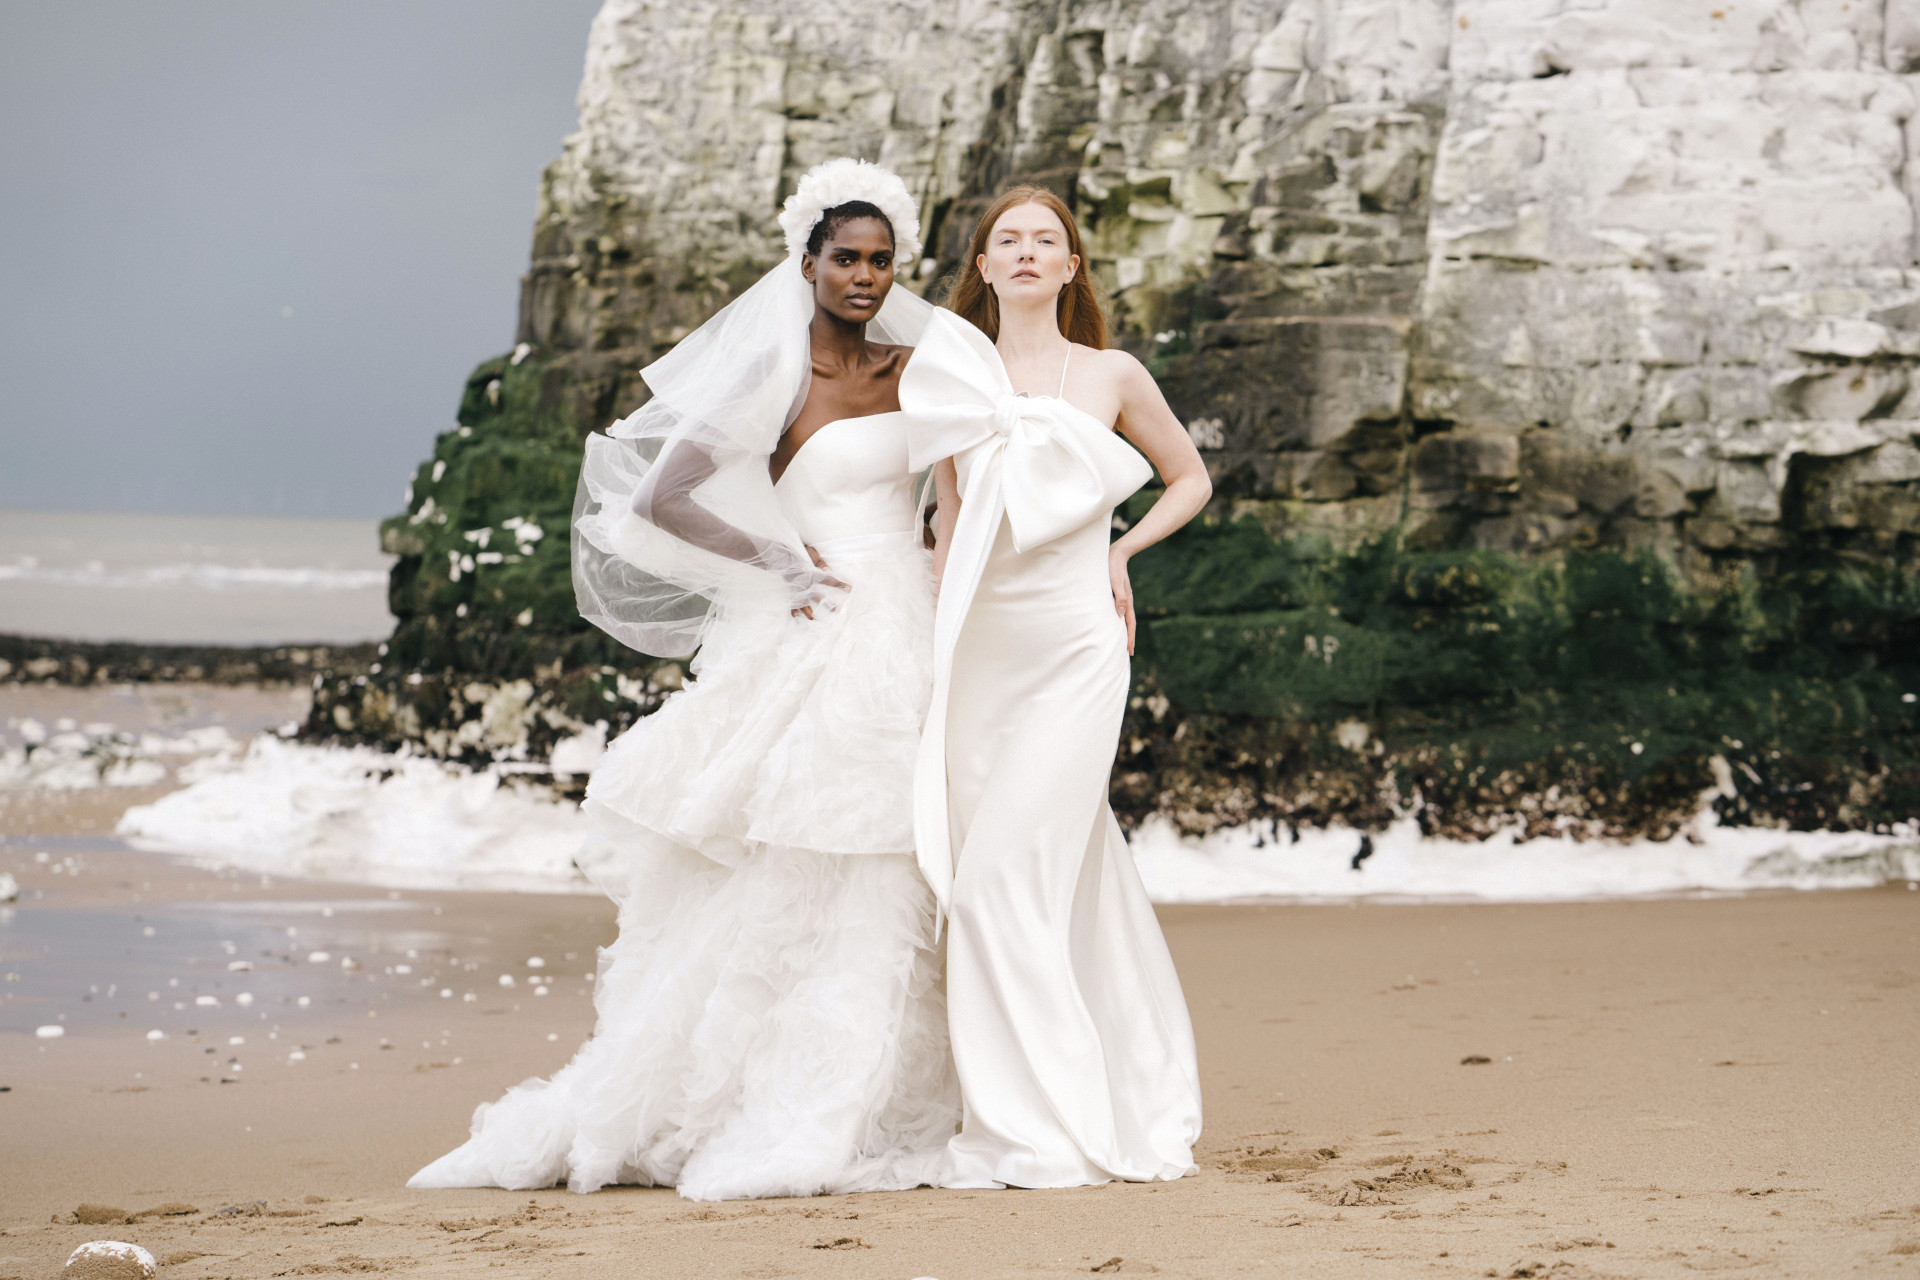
top-left (144, 1030), bottom-right (165, 1042)
top-left (0, 872), bottom-right (18, 902)
top-left (65, 1240), bottom-right (158, 1279)
top-left (36, 1025), bottom-right (65, 1039)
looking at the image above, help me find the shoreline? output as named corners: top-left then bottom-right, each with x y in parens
top-left (0, 633), bottom-right (377, 688)
top-left (115, 733), bottom-right (1920, 904)
top-left (5, 676), bottom-right (1916, 906)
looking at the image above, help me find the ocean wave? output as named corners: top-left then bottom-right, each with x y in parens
top-left (0, 561), bottom-right (388, 591)
top-left (114, 739), bottom-right (1920, 902)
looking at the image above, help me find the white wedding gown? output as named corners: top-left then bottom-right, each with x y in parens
top-left (903, 310), bottom-right (1203, 1189)
top-left (409, 410), bottom-right (961, 1200)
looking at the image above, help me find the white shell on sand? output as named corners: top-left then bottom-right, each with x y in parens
top-left (0, 871), bottom-right (18, 902)
top-left (35, 1025), bottom-right (65, 1039)
top-left (65, 1240), bottom-right (157, 1279)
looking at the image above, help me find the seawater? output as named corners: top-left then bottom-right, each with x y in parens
top-left (0, 510), bottom-right (393, 645)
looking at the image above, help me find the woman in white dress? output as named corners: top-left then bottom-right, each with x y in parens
top-left (409, 159), bottom-right (959, 1201)
top-left (902, 186), bottom-right (1212, 1189)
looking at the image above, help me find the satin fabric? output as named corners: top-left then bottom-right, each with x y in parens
top-left (901, 310), bottom-right (1202, 1188)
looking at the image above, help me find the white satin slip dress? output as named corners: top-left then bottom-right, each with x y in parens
top-left (902, 310), bottom-right (1203, 1190)
top-left (408, 410), bottom-right (960, 1201)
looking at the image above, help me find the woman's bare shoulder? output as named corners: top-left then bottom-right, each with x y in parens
top-left (1084, 345), bottom-right (1155, 390)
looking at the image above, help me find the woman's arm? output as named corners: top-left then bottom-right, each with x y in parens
top-left (929, 457), bottom-right (961, 589)
top-left (1103, 352), bottom-right (1213, 655)
top-left (632, 436), bottom-right (847, 615)
top-left (632, 438), bottom-right (753, 560)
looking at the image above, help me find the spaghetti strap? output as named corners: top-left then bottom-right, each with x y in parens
top-left (1056, 344), bottom-right (1071, 399)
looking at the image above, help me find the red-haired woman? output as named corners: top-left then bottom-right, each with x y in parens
top-left (901, 186), bottom-right (1211, 1188)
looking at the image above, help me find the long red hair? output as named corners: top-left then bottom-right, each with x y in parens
top-left (946, 186), bottom-right (1107, 349)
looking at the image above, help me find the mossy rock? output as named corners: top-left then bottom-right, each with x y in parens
top-left (1119, 506), bottom-right (1920, 838)
top-left (330, 349), bottom-right (1919, 841)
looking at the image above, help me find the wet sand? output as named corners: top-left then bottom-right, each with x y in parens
top-left (3, 770), bottom-right (1918, 1277)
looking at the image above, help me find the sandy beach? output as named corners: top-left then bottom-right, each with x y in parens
top-left (13, 2), bottom-right (1920, 1276)
top-left (3, 730), bottom-right (1916, 1280)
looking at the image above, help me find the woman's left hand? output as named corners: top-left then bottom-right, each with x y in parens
top-left (1109, 547), bottom-right (1136, 656)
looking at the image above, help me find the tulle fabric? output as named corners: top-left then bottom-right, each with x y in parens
top-left (572, 257), bottom-right (935, 658)
top-left (408, 836), bottom-right (955, 1199)
top-left (408, 536), bottom-right (958, 1199)
top-left (586, 538), bottom-right (933, 867)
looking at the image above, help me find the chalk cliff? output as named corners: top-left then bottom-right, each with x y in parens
top-left (345, 0), bottom-right (1920, 837)
top-left (492, 0), bottom-right (1920, 562)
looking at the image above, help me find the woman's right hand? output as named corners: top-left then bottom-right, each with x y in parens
top-left (1108, 545), bottom-right (1137, 655)
top-left (791, 545), bottom-right (850, 619)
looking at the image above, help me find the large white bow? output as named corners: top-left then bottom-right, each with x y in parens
top-left (901, 309), bottom-right (1153, 919)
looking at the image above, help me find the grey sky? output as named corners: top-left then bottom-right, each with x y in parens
top-left (0, 0), bottom-right (601, 518)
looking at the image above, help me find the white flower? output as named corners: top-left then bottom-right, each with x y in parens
top-left (778, 157), bottom-right (923, 262)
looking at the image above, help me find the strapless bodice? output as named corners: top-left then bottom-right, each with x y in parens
top-left (774, 412), bottom-right (917, 547)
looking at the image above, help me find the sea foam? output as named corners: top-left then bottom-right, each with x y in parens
top-left (1130, 813), bottom-right (1920, 903)
top-left (118, 737), bottom-right (594, 894)
top-left (114, 737), bottom-right (1920, 902)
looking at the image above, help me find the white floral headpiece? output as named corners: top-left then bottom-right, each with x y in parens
top-left (778, 158), bottom-right (923, 263)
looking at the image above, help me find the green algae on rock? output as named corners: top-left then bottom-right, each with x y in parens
top-left (1117, 506), bottom-right (1920, 842)
top-left (304, 349), bottom-right (675, 774)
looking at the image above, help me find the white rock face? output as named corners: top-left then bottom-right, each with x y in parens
top-left (522, 0), bottom-right (1920, 559)
top-left (1410, 0), bottom-right (1920, 552)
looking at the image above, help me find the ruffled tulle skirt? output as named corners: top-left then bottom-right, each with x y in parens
top-left (409, 537), bottom-right (959, 1199)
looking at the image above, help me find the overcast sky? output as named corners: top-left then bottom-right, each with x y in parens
top-left (0, 1), bottom-right (602, 519)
